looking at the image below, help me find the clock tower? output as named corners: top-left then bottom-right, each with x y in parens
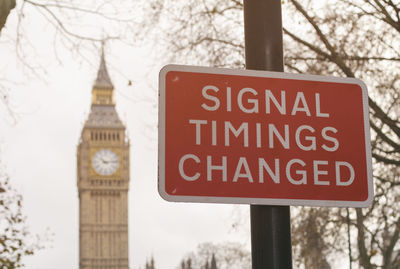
top-left (77, 51), bottom-right (130, 269)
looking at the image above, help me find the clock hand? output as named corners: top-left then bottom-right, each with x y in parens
top-left (100, 156), bottom-right (117, 165)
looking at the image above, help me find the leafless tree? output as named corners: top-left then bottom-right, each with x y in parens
top-left (178, 242), bottom-right (251, 269)
top-left (0, 0), bottom-right (145, 121)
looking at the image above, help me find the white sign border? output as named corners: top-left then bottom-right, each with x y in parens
top-left (158, 64), bottom-right (374, 208)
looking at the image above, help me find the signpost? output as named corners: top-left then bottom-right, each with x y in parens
top-left (244, 1), bottom-right (292, 267)
top-left (158, 65), bottom-right (373, 207)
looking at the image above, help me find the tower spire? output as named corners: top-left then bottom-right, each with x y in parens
top-left (92, 43), bottom-right (114, 105)
top-left (94, 42), bottom-right (113, 89)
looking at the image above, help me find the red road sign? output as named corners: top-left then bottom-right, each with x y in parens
top-left (158, 65), bottom-right (373, 207)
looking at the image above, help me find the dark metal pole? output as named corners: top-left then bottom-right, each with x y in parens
top-left (244, 0), bottom-right (284, 71)
top-left (244, 1), bottom-right (293, 268)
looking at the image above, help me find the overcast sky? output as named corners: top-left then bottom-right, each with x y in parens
top-left (0, 7), bottom-right (250, 269)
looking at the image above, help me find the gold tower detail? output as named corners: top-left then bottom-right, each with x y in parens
top-left (77, 51), bottom-right (130, 269)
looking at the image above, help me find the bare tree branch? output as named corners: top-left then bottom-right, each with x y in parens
top-left (0, 0), bottom-right (16, 35)
top-left (356, 209), bottom-right (374, 269)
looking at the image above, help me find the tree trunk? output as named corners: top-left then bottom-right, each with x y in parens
top-left (356, 209), bottom-right (374, 269)
top-left (0, 0), bottom-right (16, 35)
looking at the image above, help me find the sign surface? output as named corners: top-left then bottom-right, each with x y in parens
top-left (158, 65), bottom-right (373, 207)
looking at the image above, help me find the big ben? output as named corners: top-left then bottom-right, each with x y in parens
top-left (77, 50), bottom-right (130, 269)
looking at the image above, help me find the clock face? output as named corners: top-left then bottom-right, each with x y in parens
top-left (92, 149), bottom-right (119, 176)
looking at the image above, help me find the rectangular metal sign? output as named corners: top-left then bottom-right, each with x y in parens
top-left (158, 65), bottom-right (373, 207)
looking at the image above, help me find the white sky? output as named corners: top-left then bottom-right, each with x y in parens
top-left (0, 5), bottom-right (250, 269)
